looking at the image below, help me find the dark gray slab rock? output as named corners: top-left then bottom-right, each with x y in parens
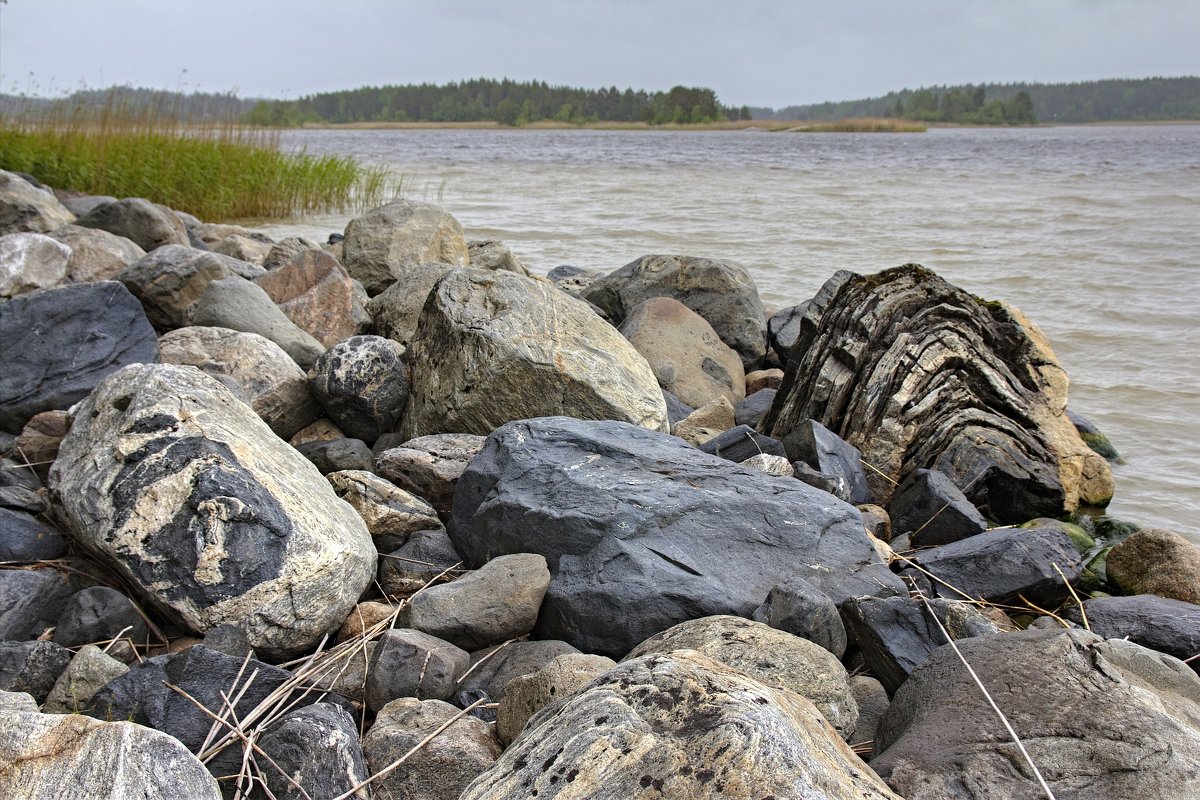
top-left (200, 624), bottom-right (254, 660)
top-left (327, 469), bottom-right (444, 553)
top-left (0, 568), bottom-right (74, 641)
top-left (457, 639), bottom-right (582, 700)
top-left (768, 301), bottom-right (808, 363)
top-left (74, 197), bottom-right (189, 251)
top-left (0, 640), bottom-right (73, 702)
top-left (792, 461), bottom-right (853, 501)
top-left (582, 254), bottom-right (768, 370)
top-left (374, 433), bottom-right (486, 519)
top-left (379, 528), bottom-right (463, 599)
top-left (0, 281), bottom-right (158, 434)
top-left (901, 526), bottom-right (1083, 607)
top-left (781, 418), bottom-right (872, 505)
top-left (663, 390), bottom-right (694, 425)
top-left (886, 467), bottom-right (988, 547)
top-left (698, 423), bottom-right (786, 462)
top-left (0, 169), bottom-right (75, 234)
top-left (0, 507), bottom-right (65, 561)
top-left (309, 334), bottom-right (408, 442)
top-left (763, 264), bottom-right (1114, 522)
top-left (258, 703), bottom-right (369, 800)
top-left (48, 363), bottom-right (376, 659)
top-left (342, 199), bottom-right (469, 296)
top-left (366, 628), bottom-right (470, 711)
top-left (1067, 594), bottom-right (1200, 670)
top-left (450, 416), bottom-right (903, 657)
top-left (118, 244), bottom-right (263, 330)
top-left (752, 576), bottom-right (847, 658)
top-left (872, 629), bottom-right (1200, 800)
top-left (734, 387), bottom-right (776, 428)
top-left (294, 437), bottom-right (374, 474)
top-left (53, 586), bottom-right (152, 649)
top-left (191, 275), bottom-right (325, 369)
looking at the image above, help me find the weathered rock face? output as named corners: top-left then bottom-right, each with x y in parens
top-left (48, 224), bottom-right (146, 284)
top-left (1105, 528), bottom-right (1200, 604)
top-left (468, 239), bottom-right (531, 276)
top-left (158, 326), bottom-right (322, 440)
top-left (191, 276), bottom-right (326, 369)
top-left (75, 197), bottom-right (189, 251)
top-left (0, 232), bottom-right (70, 297)
top-left (0, 709), bottom-right (222, 800)
top-left (254, 248), bottom-right (370, 348)
top-left (463, 650), bottom-right (901, 800)
top-left (48, 363), bottom-right (376, 658)
top-left (872, 629), bottom-right (1200, 800)
top-left (365, 628), bottom-right (469, 710)
top-left (0, 507), bottom-right (64, 561)
top-left (374, 433), bottom-right (486, 519)
top-left (42, 644), bottom-right (130, 714)
top-left (0, 569), bottom-right (74, 641)
top-left (0, 170), bottom-right (75, 234)
top-left (327, 469), bottom-right (444, 553)
top-left (52, 586), bottom-right (151, 649)
top-left (342, 199), bottom-right (469, 295)
top-left (309, 335), bottom-right (409, 443)
top-left (402, 269), bottom-right (668, 439)
top-left (257, 703), bottom-right (369, 800)
top-left (0, 281), bottom-right (158, 434)
top-left (450, 417), bottom-right (903, 657)
top-left (118, 244), bottom-right (264, 330)
top-left (1068, 594), bottom-right (1200, 669)
top-left (496, 653), bottom-right (616, 745)
top-left (619, 296), bottom-right (746, 408)
top-left (886, 467), bottom-right (988, 547)
top-left (764, 265), bottom-right (1114, 523)
top-left (365, 262), bottom-right (454, 348)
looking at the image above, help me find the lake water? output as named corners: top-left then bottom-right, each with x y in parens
top-left (253, 125), bottom-right (1200, 540)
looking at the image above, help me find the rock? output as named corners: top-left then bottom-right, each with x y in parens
top-left (734, 386), bottom-right (776, 428)
top-left (0, 484), bottom-right (47, 514)
top-left (363, 697), bottom-right (502, 800)
top-left (59, 194), bottom-right (117, 218)
top-left (841, 595), bottom-right (1007, 695)
top-left (663, 390), bottom-right (694, 425)
top-left (401, 268), bottom-right (668, 438)
top-left (872, 628), bottom-right (1200, 799)
top-left (463, 650), bottom-right (901, 800)
top-left (764, 264), bottom-right (1114, 522)
top-left (118, 244), bottom-right (263, 330)
top-left (0, 688), bottom-right (37, 711)
top-left (406, 553), bottom-right (551, 650)
top-left (745, 367), bottom-right (784, 394)
top-left (468, 239), bottom-right (531, 275)
top-left (14, 409), bottom-right (69, 485)
top-left (768, 302), bottom-right (807, 363)
top-left (48, 363), bottom-right (376, 659)
top-left (457, 639), bottom-right (582, 699)
top-left (619, 296), bottom-right (746, 408)
top-left (1106, 528), bottom-right (1200, 604)
top-left (546, 264), bottom-right (603, 297)
top-left (740, 453), bottom-right (793, 476)
top-left (0, 568), bottom-right (74, 641)
top-left (210, 232), bottom-right (273, 264)
top-left (0, 708), bottom-right (221, 799)
top-left (309, 335), bottom-right (409, 442)
top-left (308, 640), bottom-right (374, 703)
top-left (261, 236), bottom-right (324, 270)
top-left (698, 423), bottom-right (787, 462)
top-left (885, 467), bottom-right (988, 547)
top-left (191, 275), bottom-right (325, 369)
top-left (451, 417), bottom-right (902, 657)
top-left (342, 199), bottom-right (469, 295)
top-left (1068, 408), bottom-right (1121, 461)
top-left (47, 224), bottom-right (146, 283)
top-left (0, 170), bottom-right (75, 234)
top-left (671, 396), bottom-right (735, 446)
top-left (1067, 594), bottom-right (1200, 668)
top-left (42, 644), bottom-right (130, 714)
top-left (365, 628), bottom-right (470, 710)
top-left (752, 576), bottom-right (847, 658)
top-left (52, 586), bottom-right (152, 649)
top-left (582, 254), bottom-right (768, 370)
top-left (781, 418), bottom-right (872, 505)
top-left (624, 615), bottom-right (859, 739)
top-left (295, 437), bottom-right (374, 474)
top-left (258, 703), bottom-right (369, 800)
top-left (200, 624), bottom-right (254, 659)
top-left (158, 326), bottom-right (322, 440)
top-left (379, 528), bottom-right (464, 598)
top-left (900, 526), bottom-right (1082, 607)
top-left (859, 504), bottom-right (892, 542)
top-left (365, 261), bottom-right (454, 347)
top-left (74, 197), bottom-right (189, 251)
top-left (849, 676), bottom-right (889, 749)
top-left (0, 507), bottom-right (65, 561)
top-left (0, 640), bottom-right (73, 702)
top-left (255, 248), bottom-right (370, 348)
top-left (496, 653), bottom-right (617, 745)
top-left (336, 600), bottom-right (396, 643)
top-left (0, 281), bottom-right (158, 434)
top-left (328, 469), bottom-right (444, 553)
top-left (0, 232), bottom-right (70, 297)
top-left (289, 418), bottom-right (345, 445)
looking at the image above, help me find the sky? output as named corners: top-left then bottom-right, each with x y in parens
top-left (0, 0), bottom-right (1196, 109)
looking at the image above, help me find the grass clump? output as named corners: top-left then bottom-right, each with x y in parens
top-left (785, 117), bottom-right (928, 133)
top-left (0, 90), bottom-right (393, 221)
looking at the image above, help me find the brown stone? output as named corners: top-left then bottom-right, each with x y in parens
top-left (1106, 528), bottom-right (1200, 605)
top-left (255, 249), bottom-right (369, 348)
top-left (746, 367), bottom-right (784, 394)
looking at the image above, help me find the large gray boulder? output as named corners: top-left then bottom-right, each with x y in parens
top-left (763, 265), bottom-right (1114, 522)
top-left (463, 650), bottom-right (901, 800)
top-left (118, 244), bottom-right (264, 330)
top-left (872, 629), bottom-right (1200, 799)
top-left (48, 364), bottom-right (376, 658)
top-left (402, 268), bottom-right (668, 439)
top-left (0, 281), bottom-right (158, 434)
top-left (342, 199), bottom-right (469, 295)
top-left (191, 276), bottom-right (326, 369)
top-left (582, 254), bottom-right (768, 369)
top-left (0, 169), bottom-right (74, 234)
top-left (0, 232), bottom-right (69, 297)
top-left (48, 224), bottom-right (146, 283)
top-left (365, 261), bottom-right (454, 347)
top-left (74, 197), bottom-right (189, 251)
top-left (450, 416), bottom-right (903, 657)
top-left (0, 569), bottom-right (74, 642)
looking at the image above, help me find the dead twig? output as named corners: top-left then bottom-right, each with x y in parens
top-left (1053, 563), bottom-right (1089, 632)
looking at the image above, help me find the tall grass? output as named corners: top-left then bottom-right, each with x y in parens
top-left (0, 89), bottom-right (394, 221)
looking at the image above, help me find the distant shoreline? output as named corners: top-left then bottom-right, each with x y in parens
top-left (293, 118), bottom-right (1197, 132)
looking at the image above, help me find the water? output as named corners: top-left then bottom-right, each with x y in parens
top-left (252, 125), bottom-right (1200, 539)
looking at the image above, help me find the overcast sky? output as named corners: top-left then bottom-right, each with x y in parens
top-left (1, 0), bottom-right (1196, 108)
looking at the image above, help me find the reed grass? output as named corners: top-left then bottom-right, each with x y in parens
top-left (785, 117), bottom-right (928, 133)
top-left (0, 90), bottom-right (393, 221)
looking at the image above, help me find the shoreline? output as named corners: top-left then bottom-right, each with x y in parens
top-left (293, 118), bottom-right (1198, 132)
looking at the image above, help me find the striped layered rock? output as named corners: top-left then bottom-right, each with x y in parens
top-left (764, 264), bottom-right (1113, 523)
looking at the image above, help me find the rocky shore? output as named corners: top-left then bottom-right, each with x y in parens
top-left (2, 167), bottom-right (1199, 799)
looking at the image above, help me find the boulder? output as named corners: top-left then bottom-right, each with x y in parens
top-left (365, 628), bottom-right (470, 710)
top-left (546, 264), bottom-right (603, 297)
top-left (258, 703), bottom-right (369, 800)
top-left (885, 467), bottom-right (988, 547)
top-left (158, 326), bottom-right (322, 440)
top-left (468, 239), bottom-right (531, 275)
top-left (0, 170), bottom-right (75, 234)
top-left (768, 302), bottom-right (807, 363)
top-left (0, 640), bottom-right (73, 702)
top-left (763, 264), bottom-right (1114, 522)
top-left (74, 198), bottom-right (189, 251)
top-left (0, 507), bottom-right (65, 561)
top-left (582, 254), bottom-right (768, 370)
top-left (48, 363), bottom-right (376, 658)
top-left (746, 367), bottom-right (785, 394)
top-left (698, 423), bottom-right (786, 462)
top-left (254, 247), bottom-right (369, 347)
top-left (60, 194), bottom-right (117, 218)
top-left (450, 417), bottom-right (902, 657)
top-left (118, 245), bottom-right (263, 330)
top-left (294, 437), bottom-right (374, 474)
top-left (671, 396), bottom-right (735, 446)
top-left (309, 335), bottom-right (409, 442)
top-left (734, 386), bottom-right (776, 428)
top-left (327, 469), bottom-right (444, 553)
top-left (1068, 408), bottom-right (1121, 461)
top-left (1106, 528), bottom-right (1200, 604)
top-left (42, 644), bottom-right (130, 714)
top-left (0, 281), bottom-right (158, 434)
top-left (849, 676), bottom-right (890, 750)
top-left (52, 586), bottom-right (152, 649)
top-left (0, 568), bottom-right (74, 641)
top-left (210, 232), bottom-right (273, 265)
top-left (740, 452), bottom-right (794, 476)
top-left (462, 650), bottom-right (901, 800)
top-left (619, 296), bottom-right (746, 408)
top-left (1067, 594), bottom-right (1200, 668)
top-left (752, 576), bottom-right (848, 658)
top-left (342, 199), bottom-right (469, 295)
top-left (0, 232), bottom-right (69, 297)
top-left (365, 261), bottom-right (454, 347)
top-left (190, 275), bottom-right (325, 369)
top-left (781, 418), bottom-right (872, 505)
top-left (380, 528), bottom-right (464, 598)
top-left (0, 708), bottom-right (221, 800)
top-left (457, 639), bottom-right (582, 700)
top-left (406, 553), bottom-right (551, 650)
top-left (401, 268), bottom-right (668, 438)
top-left (261, 236), bottom-right (324, 270)
top-left (14, 409), bottom-right (69, 485)
top-left (47, 224), bottom-right (145, 283)
top-left (496, 653), bottom-right (616, 745)
top-left (872, 629), bottom-right (1200, 799)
